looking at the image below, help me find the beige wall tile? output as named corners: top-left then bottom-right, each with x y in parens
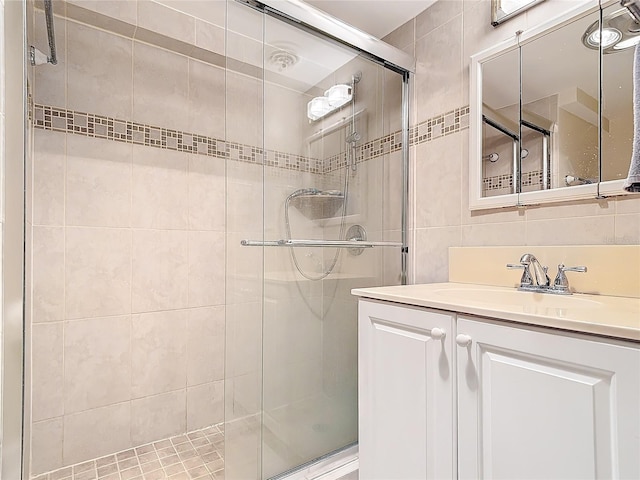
top-left (132, 146), bottom-right (189, 230)
top-left (416, 0), bottom-right (462, 39)
top-left (131, 390), bottom-right (187, 446)
top-left (32, 323), bottom-right (64, 422)
top-left (383, 18), bottom-right (415, 52)
top-left (133, 42), bottom-right (189, 132)
top-left (67, 0), bottom-right (137, 24)
top-left (131, 310), bottom-right (187, 398)
top-left (187, 381), bottom-right (223, 431)
top-left (188, 60), bottom-right (225, 139)
top-left (525, 216), bottom-right (616, 246)
top-left (614, 213), bottom-right (640, 245)
top-left (138, 1), bottom-right (195, 45)
top-left (188, 231), bottom-right (225, 307)
top-left (616, 196), bottom-right (640, 214)
top-left (158, 0), bottom-right (226, 27)
top-left (31, 417), bottom-right (64, 475)
top-left (67, 20), bottom-right (133, 119)
top-left (225, 71), bottom-right (262, 148)
top-left (132, 229), bottom-right (189, 312)
top-left (64, 316), bottom-right (131, 414)
top-left (187, 306), bottom-right (225, 386)
top-left (188, 155), bottom-right (225, 231)
top-left (63, 402), bottom-right (132, 466)
top-left (66, 135), bottom-right (132, 228)
top-left (461, 221), bottom-right (527, 246)
top-left (195, 19), bottom-right (225, 56)
top-left (414, 15), bottom-right (463, 122)
top-left (225, 232), bottom-right (263, 305)
top-left (33, 129), bottom-right (65, 226)
top-left (415, 134), bottom-right (462, 228)
top-left (524, 198), bottom-right (614, 221)
top-left (65, 227), bottom-right (132, 319)
top-left (32, 226), bottom-right (64, 323)
top-left (414, 226), bottom-right (461, 283)
top-left (225, 302), bottom-right (261, 378)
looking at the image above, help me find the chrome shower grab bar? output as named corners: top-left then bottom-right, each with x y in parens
top-left (30, 0), bottom-right (57, 66)
top-left (240, 239), bottom-right (403, 248)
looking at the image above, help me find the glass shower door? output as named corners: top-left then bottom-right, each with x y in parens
top-left (260, 14), bottom-right (404, 478)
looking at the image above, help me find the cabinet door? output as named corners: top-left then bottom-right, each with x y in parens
top-left (457, 316), bottom-right (640, 480)
top-left (358, 299), bottom-right (455, 480)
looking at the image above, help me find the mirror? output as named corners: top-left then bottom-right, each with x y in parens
top-left (491, 0), bottom-right (546, 26)
top-left (470, 0), bottom-right (639, 210)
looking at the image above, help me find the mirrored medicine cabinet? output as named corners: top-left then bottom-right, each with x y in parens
top-left (469, 0), bottom-right (638, 210)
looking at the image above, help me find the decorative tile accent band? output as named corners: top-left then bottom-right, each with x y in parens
top-left (483, 169), bottom-right (544, 192)
top-left (33, 104), bottom-right (324, 174)
top-left (33, 103), bottom-right (470, 174)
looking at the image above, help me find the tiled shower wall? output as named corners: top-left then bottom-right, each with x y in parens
top-left (382, 0), bottom-right (640, 284)
top-left (28, 5), bottom-right (230, 472)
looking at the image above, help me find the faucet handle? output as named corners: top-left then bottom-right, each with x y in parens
top-left (507, 263), bottom-right (532, 286)
top-left (553, 264), bottom-right (587, 292)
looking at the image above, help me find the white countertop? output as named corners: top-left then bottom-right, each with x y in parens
top-left (352, 283), bottom-right (640, 342)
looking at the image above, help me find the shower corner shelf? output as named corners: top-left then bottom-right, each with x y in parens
top-left (290, 192), bottom-right (345, 220)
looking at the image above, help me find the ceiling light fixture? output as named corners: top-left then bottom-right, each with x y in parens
top-left (307, 84), bottom-right (353, 121)
top-left (582, 8), bottom-right (640, 53)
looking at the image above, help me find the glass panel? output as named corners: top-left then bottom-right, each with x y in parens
top-left (481, 48), bottom-right (520, 197)
top-left (601, 3), bottom-right (637, 182)
top-left (259, 13), bottom-right (404, 479)
top-left (520, 10), bottom-right (600, 190)
top-left (225, 2), bottom-right (265, 480)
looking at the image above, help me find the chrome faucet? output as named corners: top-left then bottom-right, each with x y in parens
top-left (508, 253), bottom-right (549, 288)
top-left (507, 254), bottom-right (587, 295)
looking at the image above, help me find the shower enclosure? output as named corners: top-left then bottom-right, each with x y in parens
top-left (22, 0), bottom-right (411, 479)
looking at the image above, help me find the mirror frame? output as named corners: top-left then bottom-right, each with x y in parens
top-left (469, 0), bottom-right (633, 210)
top-left (491, 0), bottom-right (546, 26)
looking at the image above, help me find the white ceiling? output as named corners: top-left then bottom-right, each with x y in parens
top-left (305, 0), bottom-right (437, 39)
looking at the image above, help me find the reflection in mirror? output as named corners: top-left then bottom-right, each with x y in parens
top-left (520, 9), bottom-right (600, 191)
top-left (600, 4), bottom-right (638, 182)
top-left (481, 48), bottom-right (520, 197)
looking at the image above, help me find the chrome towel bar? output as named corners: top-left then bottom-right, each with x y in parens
top-left (240, 239), bottom-right (403, 248)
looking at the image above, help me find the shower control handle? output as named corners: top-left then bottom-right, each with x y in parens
top-left (456, 334), bottom-right (472, 348)
top-left (431, 328), bottom-right (446, 340)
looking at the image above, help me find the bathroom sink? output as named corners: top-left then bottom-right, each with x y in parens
top-left (430, 287), bottom-right (602, 309)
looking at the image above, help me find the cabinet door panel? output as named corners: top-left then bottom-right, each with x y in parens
top-left (359, 300), bottom-right (455, 480)
top-left (457, 317), bottom-right (640, 480)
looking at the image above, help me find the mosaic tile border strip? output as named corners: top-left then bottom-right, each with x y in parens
top-left (483, 169), bottom-right (544, 192)
top-left (33, 103), bottom-right (471, 175)
top-left (32, 424), bottom-right (224, 480)
top-left (33, 104), bottom-right (324, 175)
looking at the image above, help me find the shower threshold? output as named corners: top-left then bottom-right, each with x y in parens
top-left (268, 443), bottom-right (358, 480)
top-left (31, 424), bottom-right (224, 480)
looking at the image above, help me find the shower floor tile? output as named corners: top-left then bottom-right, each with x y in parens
top-left (32, 424), bottom-right (225, 480)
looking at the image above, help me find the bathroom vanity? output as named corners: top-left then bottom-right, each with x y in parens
top-left (353, 283), bottom-right (640, 479)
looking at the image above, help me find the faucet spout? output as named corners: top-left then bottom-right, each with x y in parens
top-left (519, 253), bottom-right (550, 287)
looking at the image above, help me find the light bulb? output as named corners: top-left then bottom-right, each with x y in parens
top-left (307, 97), bottom-right (331, 121)
top-left (587, 27), bottom-right (622, 48)
top-left (325, 84), bottom-right (352, 108)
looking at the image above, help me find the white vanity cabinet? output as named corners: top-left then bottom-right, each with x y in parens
top-left (358, 299), bottom-right (640, 480)
top-left (358, 299), bottom-right (455, 480)
top-left (457, 316), bottom-right (640, 480)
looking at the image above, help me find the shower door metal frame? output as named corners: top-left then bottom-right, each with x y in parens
top-left (236, 0), bottom-right (413, 286)
top-left (3, 1), bottom-right (27, 479)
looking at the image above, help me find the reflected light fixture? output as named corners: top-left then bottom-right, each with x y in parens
top-left (582, 8), bottom-right (640, 53)
top-left (307, 84), bottom-right (352, 121)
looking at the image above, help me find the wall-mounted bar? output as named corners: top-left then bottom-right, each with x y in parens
top-left (241, 239), bottom-right (403, 248)
top-left (482, 115), bottom-right (519, 140)
top-left (29, 0), bottom-right (58, 66)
